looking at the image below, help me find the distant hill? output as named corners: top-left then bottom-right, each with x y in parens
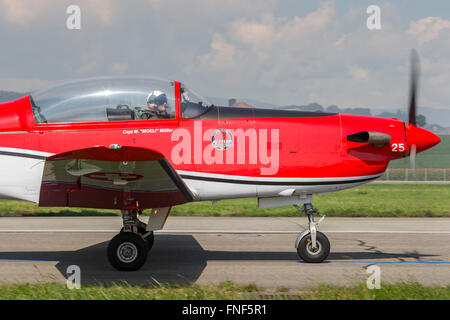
top-left (281, 103), bottom-right (373, 116)
top-left (378, 106), bottom-right (450, 128)
top-left (0, 90), bottom-right (26, 103)
top-left (425, 124), bottom-right (450, 135)
top-left (220, 97), bottom-right (450, 128)
top-left (206, 96), bottom-right (277, 109)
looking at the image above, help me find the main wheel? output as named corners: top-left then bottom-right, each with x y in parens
top-left (143, 232), bottom-right (154, 251)
top-left (107, 232), bottom-right (148, 271)
top-left (120, 227), bottom-right (154, 251)
top-left (297, 231), bottom-right (330, 263)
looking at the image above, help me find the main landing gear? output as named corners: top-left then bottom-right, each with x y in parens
top-left (294, 203), bottom-right (330, 263)
top-left (107, 209), bottom-right (154, 271)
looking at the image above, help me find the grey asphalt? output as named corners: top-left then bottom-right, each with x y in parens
top-left (0, 216), bottom-right (449, 289)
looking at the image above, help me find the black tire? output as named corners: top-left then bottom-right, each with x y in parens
top-left (120, 228), bottom-right (154, 251)
top-left (297, 231), bottom-right (330, 263)
top-left (144, 232), bottom-right (154, 251)
top-left (107, 233), bottom-right (148, 271)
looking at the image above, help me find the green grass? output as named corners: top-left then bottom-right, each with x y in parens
top-left (0, 184), bottom-right (449, 217)
top-left (381, 168), bottom-right (449, 181)
top-left (301, 282), bottom-right (450, 300)
top-left (0, 281), bottom-right (448, 300)
top-left (170, 184), bottom-right (450, 217)
top-left (0, 281), bottom-right (258, 300)
top-left (0, 202), bottom-right (118, 216)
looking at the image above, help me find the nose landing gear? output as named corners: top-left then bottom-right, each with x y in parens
top-left (294, 203), bottom-right (330, 263)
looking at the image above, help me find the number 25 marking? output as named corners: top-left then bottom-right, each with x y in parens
top-left (391, 143), bottom-right (405, 152)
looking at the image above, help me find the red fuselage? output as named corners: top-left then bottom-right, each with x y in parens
top-left (0, 81), bottom-right (440, 208)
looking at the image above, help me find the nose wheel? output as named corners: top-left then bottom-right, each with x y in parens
top-left (297, 231), bottom-right (330, 263)
top-left (294, 203), bottom-right (330, 263)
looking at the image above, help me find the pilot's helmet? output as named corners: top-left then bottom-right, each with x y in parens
top-left (146, 90), bottom-right (169, 117)
top-left (147, 90), bottom-right (167, 107)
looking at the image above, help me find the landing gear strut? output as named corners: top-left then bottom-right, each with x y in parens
top-left (294, 203), bottom-right (330, 263)
top-left (119, 209), bottom-right (154, 250)
top-left (107, 209), bottom-right (154, 271)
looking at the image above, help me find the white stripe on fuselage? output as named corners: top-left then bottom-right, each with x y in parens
top-left (0, 148), bottom-right (53, 202)
top-left (177, 170), bottom-right (383, 201)
top-left (176, 170), bottom-right (382, 183)
top-left (0, 147), bottom-right (54, 158)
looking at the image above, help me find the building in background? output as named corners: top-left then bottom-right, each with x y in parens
top-left (228, 98), bottom-right (253, 108)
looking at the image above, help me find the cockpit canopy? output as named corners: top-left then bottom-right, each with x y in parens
top-left (180, 84), bottom-right (213, 119)
top-left (30, 76), bottom-right (212, 123)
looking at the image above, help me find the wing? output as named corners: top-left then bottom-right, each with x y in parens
top-left (39, 146), bottom-right (193, 210)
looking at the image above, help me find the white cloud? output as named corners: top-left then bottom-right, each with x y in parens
top-left (348, 65), bottom-right (369, 80)
top-left (408, 17), bottom-right (450, 45)
top-left (185, 2), bottom-right (450, 110)
top-left (0, 0), bottom-right (115, 27)
top-left (228, 2), bottom-right (334, 48)
top-left (147, 0), bottom-right (275, 17)
top-left (0, 78), bottom-right (54, 92)
top-left (83, 0), bottom-right (115, 25)
top-left (108, 63), bottom-right (128, 74)
top-left (230, 17), bottom-right (276, 49)
top-left (335, 35), bottom-right (346, 47)
top-left (197, 34), bottom-right (236, 70)
top-left (283, 1), bottom-right (334, 34)
top-left (0, 0), bottom-right (53, 27)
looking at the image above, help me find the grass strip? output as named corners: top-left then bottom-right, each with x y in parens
top-left (0, 185), bottom-right (448, 217)
top-left (0, 281), bottom-right (448, 300)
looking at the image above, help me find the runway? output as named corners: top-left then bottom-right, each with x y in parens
top-left (0, 216), bottom-right (449, 288)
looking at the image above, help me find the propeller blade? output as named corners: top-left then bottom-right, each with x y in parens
top-left (410, 144), bottom-right (417, 180)
top-left (408, 49), bottom-right (420, 125)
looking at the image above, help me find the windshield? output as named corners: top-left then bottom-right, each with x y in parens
top-left (30, 77), bottom-right (176, 123)
top-left (180, 85), bottom-right (213, 119)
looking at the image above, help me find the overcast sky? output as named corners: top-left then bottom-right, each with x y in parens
top-left (0, 0), bottom-right (449, 111)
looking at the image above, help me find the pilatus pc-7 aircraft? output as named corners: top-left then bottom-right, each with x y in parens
top-left (0, 51), bottom-right (440, 270)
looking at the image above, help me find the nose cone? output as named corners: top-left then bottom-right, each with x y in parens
top-left (406, 124), bottom-right (441, 154)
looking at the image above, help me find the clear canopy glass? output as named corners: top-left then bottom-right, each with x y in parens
top-left (30, 76), bottom-right (176, 123)
top-left (180, 84), bottom-right (213, 119)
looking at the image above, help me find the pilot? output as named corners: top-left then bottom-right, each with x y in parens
top-left (134, 90), bottom-right (170, 120)
top-left (147, 90), bottom-right (170, 119)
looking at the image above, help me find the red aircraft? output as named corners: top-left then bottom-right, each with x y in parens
top-left (0, 51), bottom-right (440, 270)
